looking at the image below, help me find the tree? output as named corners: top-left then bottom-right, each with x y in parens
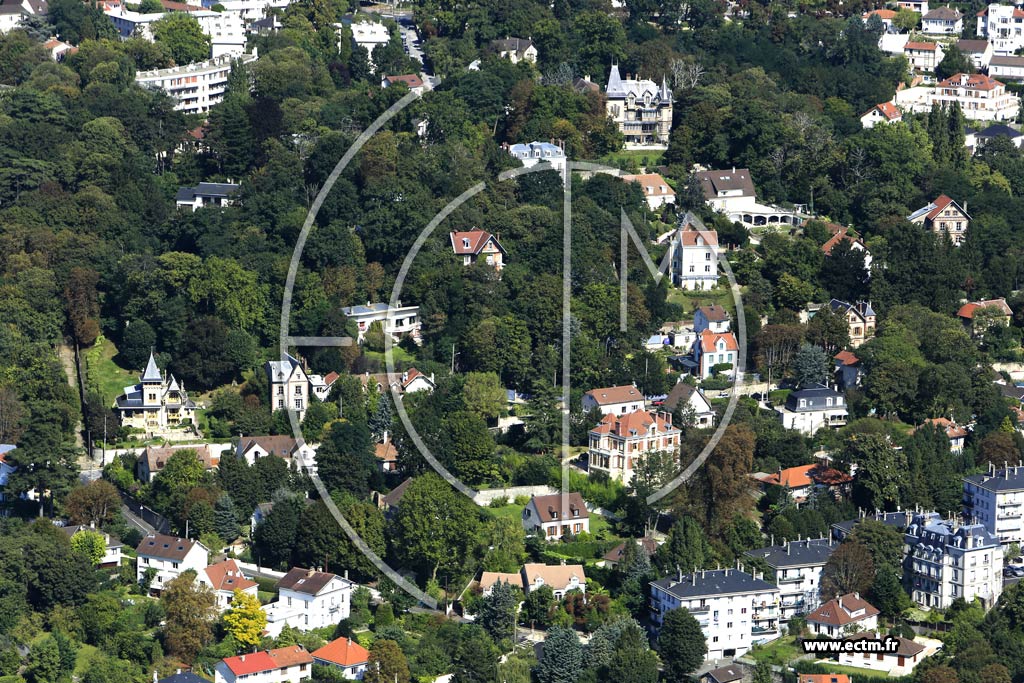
top-left (753, 661), bottom-right (773, 683)
top-left (151, 13), bottom-right (211, 65)
top-left (849, 519), bottom-right (905, 573)
top-left (26, 635), bottom-right (62, 683)
top-left (844, 434), bottom-right (908, 511)
top-left (658, 608), bottom-right (706, 682)
top-left (223, 589), bottom-right (266, 649)
top-left (462, 372), bottom-right (505, 422)
top-left (65, 480), bottom-right (120, 526)
top-left (871, 565), bottom-right (911, 618)
top-left (755, 325), bottom-right (805, 387)
top-left (214, 492), bottom-right (239, 542)
top-left (440, 411), bottom-right (498, 484)
top-left (893, 8), bottom-right (918, 31)
top-left (656, 516), bottom-right (710, 573)
top-left (364, 639), bottom-right (410, 683)
top-left (70, 529), bottom-right (106, 566)
top-left (522, 584), bottom-right (556, 628)
top-left (536, 625), bottom-right (582, 683)
top-left (821, 538), bottom-right (875, 597)
top-left (252, 494), bottom-right (304, 569)
top-left (793, 343), bottom-right (830, 387)
top-left (937, 45), bottom-right (973, 80)
top-left (806, 305), bottom-right (851, 355)
top-left (161, 570), bottom-right (216, 662)
top-left (976, 431), bottom-right (1021, 469)
top-left (478, 580), bottom-right (519, 643)
top-left (316, 420), bottom-right (380, 496)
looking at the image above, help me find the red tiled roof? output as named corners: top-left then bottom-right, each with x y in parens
top-left (937, 73), bottom-right (1004, 90)
top-left (621, 173), bottom-right (676, 197)
top-left (222, 647), bottom-right (312, 676)
top-left (760, 464), bottom-right (852, 488)
top-left (450, 230), bottom-right (502, 255)
top-left (905, 42), bottom-right (938, 51)
top-left (957, 298), bottom-right (1012, 319)
top-left (919, 417), bottom-right (968, 439)
top-left (401, 367), bottom-right (432, 389)
top-left (924, 194), bottom-right (959, 221)
top-left (699, 329), bottom-right (738, 352)
top-left (863, 9), bottom-right (896, 19)
top-left (678, 225), bottom-right (719, 247)
top-left (590, 410), bottom-right (676, 438)
top-left (821, 229), bottom-right (865, 256)
top-left (374, 440), bottom-right (397, 462)
top-left (807, 593), bottom-right (879, 626)
top-left (862, 101), bottom-right (901, 122)
top-left (834, 350), bottom-right (860, 366)
top-left (584, 385), bottom-right (643, 406)
top-left (323, 371), bottom-right (340, 385)
top-left (312, 637), bottom-right (369, 667)
top-left (202, 559), bottom-right (257, 593)
top-left (801, 675), bottom-right (851, 683)
top-left (385, 74), bottom-right (424, 88)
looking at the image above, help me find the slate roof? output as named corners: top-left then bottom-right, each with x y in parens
top-left (158, 673), bottom-right (207, 683)
top-left (964, 466), bottom-right (1024, 492)
top-left (694, 168), bottom-right (756, 198)
top-left (382, 477), bottom-right (413, 508)
top-left (136, 533), bottom-right (203, 561)
top-left (707, 666), bottom-right (745, 683)
top-left (604, 537), bottom-right (659, 564)
top-left (652, 568), bottom-right (779, 600)
top-left (923, 6), bottom-right (961, 20)
top-left (745, 537), bottom-right (836, 568)
top-left (174, 182), bottom-right (239, 202)
top-left (957, 39), bottom-right (990, 53)
top-left (663, 381), bottom-right (699, 412)
top-left (277, 567), bottom-right (346, 596)
top-left (831, 510), bottom-right (914, 538)
top-left (976, 124), bottom-right (1024, 140)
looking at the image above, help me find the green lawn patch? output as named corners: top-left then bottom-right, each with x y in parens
top-left (487, 503), bottom-right (525, 521)
top-left (73, 644), bottom-right (101, 677)
top-left (84, 335), bottom-right (138, 406)
top-left (749, 636), bottom-right (801, 665)
top-left (362, 347), bottom-right (417, 366)
top-left (599, 149), bottom-right (665, 171)
top-left (808, 663), bottom-right (895, 679)
top-left (667, 287), bottom-right (736, 317)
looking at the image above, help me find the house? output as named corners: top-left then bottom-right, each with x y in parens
top-left (838, 633), bottom-right (930, 675)
top-left (506, 141), bottom-right (568, 182)
top-left (922, 6), bottom-right (962, 34)
top-left (833, 350), bottom-right (862, 389)
top-left (904, 512), bottom-right (1003, 609)
top-left (0, 0), bottom-right (45, 33)
top-left (374, 439), bottom-right (398, 473)
top-left (831, 510), bottom-right (914, 542)
top-left (198, 559), bottom-right (259, 611)
top-left (745, 538), bottom-right (837, 622)
top-left (879, 33), bottom-right (910, 56)
top-left (695, 305), bottom-right (730, 333)
top-left (916, 417), bottom-right (968, 453)
top-left (800, 676), bottom-right (850, 683)
top-left (774, 384), bottom-right (848, 435)
top-left (349, 20), bottom-right (390, 67)
top-left (43, 37), bottom-right (74, 60)
top-left (805, 593), bottom-right (879, 636)
top-left (903, 42), bottom-right (943, 71)
top-left (522, 492), bottom-right (590, 539)
top-left (135, 533), bottom-right (210, 593)
top-left (479, 571), bottom-right (523, 596)
top-left (930, 73), bottom-right (1020, 121)
top-left (311, 637), bottom-right (370, 680)
top-left (694, 330), bottom-right (738, 379)
top-left (976, 4), bottom-right (1024, 55)
top-left (522, 563), bottom-right (586, 598)
top-left (670, 217), bottom-right (719, 291)
top-left (582, 385), bottom-right (645, 415)
top-left (975, 123), bottom-right (1024, 148)
top-left (377, 477), bottom-right (412, 519)
top-left (309, 371), bottom-right (339, 401)
top-left (663, 381), bottom-right (716, 428)
top-left (396, 367), bottom-right (434, 394)
top-left (137, 444), bottom-right (221, 483)
top-left (862, 9), bottom-right (896, 28)
top-left (703, 666), bottom-right (745, 683)
top-left (907, 194), bottom-right (971, 245)
top-left (829, 299), bottom-right (876, 348)
top-left (587, 411), bottom-right (680, 485)
top-left (138, 53), bottom-right (258, 115)
top-left (753, 464), bottom-right (852, 506)
top-left (115, 353), bottom-right (197, 437)
top-left (265, 353), bottom-right (309, 418)
top-left (604, 64), bottom-right (673, 146)
top-left (602, 536), bottom-right (659, 569)
top-left (215, 646), bottom-right (313, 683)
top-left (957, 297), bottom-right (1012, 335)
top-left (62, 525), bottom-right (123, 568)
top-left (896, 0), bottom-right (928, 13)
top-left (963, 463), bottom-right (1024, 545)
top-left (621, 173), bottom-right (676, 210)
top-left (649, 568), bottom-right (781, 660)
top-left (381, 73), bottom-right (425, 95)
top-left (263, 568), bottom-right (353, 637)
top-left (237, 435), bottom-right (317, 472)
top-left (659, 320), bottom-right (698, 351)
top-left (957, 39), bottom-right (994, 69)
top-left (822, 226), bottom-right (871, 269)
top-left (694, 167), bottom-right (756, 216)
top-left (860, 102), bottom-right (902, 128)
top-left (158, 672), bottom-right (207, 683)
top-left (490, 36), bottom-right (537, 64)
top-left (342, 302), bottom-right (421, 345)
top-left (450, 229), bottom-right (506, 271)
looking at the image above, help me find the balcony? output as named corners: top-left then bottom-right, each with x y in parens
top-left (777, 575), bottom-right (804, 585)
top-left (752, 625), bottom-right (779, 634)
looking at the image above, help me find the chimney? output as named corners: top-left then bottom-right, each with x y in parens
top-left (241, 655), bottom-right (246, 662)
top-left (153, 673), bottom-right (158, 683)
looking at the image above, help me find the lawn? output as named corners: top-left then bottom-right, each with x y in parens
top-left (362, 346), bottom-right (418, 366)
top-left (487, 503), bottom-right (526, 521)
top-left (667, 286), bottom-right (736, 317)
top-left (749, 636), bottom-right (802, 665)
top-left (806, 663), bottom-right (895, 679)
top-left (84, 335), bottom-right (138, 406)
top-left (599, 149), bottom-right (665, 171)
top-left (73, 643), bottom-right (102, 677)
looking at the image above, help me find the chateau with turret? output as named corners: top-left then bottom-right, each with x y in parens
top-left (115, 353), bottom-right (196, 437)
top-left (604, 64), bottom-right (673, 146)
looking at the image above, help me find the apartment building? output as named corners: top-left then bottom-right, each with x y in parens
top-left (963, 463), bottom-right (1024, 545)
top-left (135, 533), bottom-right (210, 593)
top-left (745, 538), bottom-right (836, 621)
top-left (136, 53), bottom-right (258, 116)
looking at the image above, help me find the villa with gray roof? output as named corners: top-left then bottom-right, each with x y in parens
top-left (774, 383), bottom-right (848, 435)
top-left (963, 463), bottom-right (1024, 545)
top-left (506, 141), bottom-right (567, 181)
top-left (604, 64), bottom-right (673, 146)
top-left (832, 510), bottom-right (914, 541)
top-left (649, 568), bottom-right (781, 660)
top-left (744, 537), bottom-right (837, 621)
top-left (115, 353), bottom-right (196, 438)
top-left (175, 182), bottom-right (240, 212)
top-left (342, 301), bottom-right (421, 345)
top-left (903, 512), bottom-right (1003, 609)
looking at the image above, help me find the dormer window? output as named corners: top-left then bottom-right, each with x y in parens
top-left (462, 238), bottom-right (470, 248)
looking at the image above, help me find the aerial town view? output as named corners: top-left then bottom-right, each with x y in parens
top-left (3, 0), bottom-right (1024, 681)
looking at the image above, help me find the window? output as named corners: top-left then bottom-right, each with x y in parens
top-left (172, 562), bottom-right (178, 569)
top-left (295, 399), bottom-right (303, 410)
top-left (294, 386), bottom-right (302, 395)
top-left (276, 386), bottom-right (284, 395)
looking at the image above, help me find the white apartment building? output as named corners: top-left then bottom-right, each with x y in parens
top-left (650, 568), bottom-right (781, 660)
top-left (105, 6), bottom-right (163, 39)
top-left (903, 512), bottom-right (1003, 609)
top-left (265, 353), bottom-right (309, 418)
top-left (135, 533), bottom-right (210, 593)
top-left (506, 141), bottom-right (568, 183)
top-left (587, 410), bottom-right (680, 485)
top-left (929, 72), bottom-right (1021, 121)
top-left (263, 568), bottom-right (353, 638)
top-left (136, 52), bottom-right (258, 116)
top-left (216, 646), bottom-right (313, 683)
top-left (744, 538), bottom-right (837, 622)
top-left (218, 0), bottom-right (292, 23)
top-left (604, 64), bottom-right (673, 146)
top-left (977, 4), bottom-right (1024, 54)
top-left (342, 301), bottom-right (421, 344)
top-left (670, 216), bottom-right (719, 291)
top-left (582, 384), bottom-right (645, 416)
top-left (963, 463), bottom-right (1024, 545)
top-left (348, 19), bottom-right (390, 66)
top-left (194, 9), bottom-right (246, 56)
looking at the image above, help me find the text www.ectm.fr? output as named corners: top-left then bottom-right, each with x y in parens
top-left (801, 637), bottom-right (901, 654)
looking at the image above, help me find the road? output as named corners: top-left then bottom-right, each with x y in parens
top-left (397, 21), bottom-right (440, 90)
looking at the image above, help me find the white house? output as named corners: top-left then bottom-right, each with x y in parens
top-left (311, 637), bottom-right (370, 680)
top-left (694, 330), bottom-right (738, 380)
top-left (694, 305), bottom-right (730, 333)
top-left (621, 173), bottom-right (676, 210)
top-left (0, 0), bottom-right (44, 33)
top-left (670, 219), bottom-right (719, 291)
top-left (342, 302), bottom-right (421, 344)
top-left (135, 533), bottom-right (210, 593)
top-left (215, 646), bottom-right (313, 683)
top-left (198, 559), bottom-right (259, 611)
top-left (896, 0), bottom-right (929, 13)
top-left (904, 512), bottom-right (1003, 609)
top-left (989, 55), bottom-right (1024, 81)
top-left (582, 385), bottom-right (645, 415)
top-left (491, 37), bottom-right (537, 64)
top-left (136, 53), bottom-right (258, 116)
top-left (860, 102), bottom-right (902, 128)
top-left (265, 353), bottom-right (310, 418)
top-left (957, 39), bottom-right (994, 69)
top-left (348, 20), bottom-right (390, 67)
top-left (521, 492), bottom-right (590, 539)
top-left (916, 417), bottom-right (967, 454)
top-left (237, 435), bottom-right (317, 473)
top-left (506, 141), bottom-right (568, 182)
top-left (775, 384), bottom-right (848, 435)
top-left (805, 593), bottom-right (879, 637)
top-left (963, 464), bottom-right (1024, 545)
top-left (744, 538), bottom-right (837, 622)
top-left (174, 182), bottom-right (240, 211)
top-left (904, 41), bottom-right (944, 71)
top-left (663, 381), bottom-right (716, 428)
top-left (262, 567), bottom-right (353, 637)
top-left (381, 73), bottom-right (426, 95)
top-left (649, 568), bottom-right (781, 660)
top-left (930, 73), bottom-right (1020, 121)
top-left (62, 525), bottom-right (123, 568)
top-left (587, 410), bottom-right (680, 485)
top-left (522, 563), bottom-right (586, 599)
top-left (838, 633), bottom-right (930, 675)
top-left (395, 367), bottom-right (434, 394)
top-left (977, 4), bottom-right (1024, 55)
top-left (692, 168), bottom-right (800, 228)
top-left (922, 6), bottom-right (962, 34)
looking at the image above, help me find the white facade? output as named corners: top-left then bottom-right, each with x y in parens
top-left (921, 7), bottom-right (962, 35)
top-left (837, 634), bottom-right (930, 675)
top-left (930, 73), bottom-right (1021, 121)
top-left (262, 568), bottom-right (353, 638)
top-left (342, 302), bottom-right (421, 344)
top-left (521, 493), bottom-right (590, 539)
top-left (774, 385), bottom-right (848, 436)
top-left (670, 221), bottom-right (718, 291)
top-left (265, 353), bottom-right (309, 418)
top-left (650, 569), bottom-right (781, 660)
top-left (963, 465), bottom-right (1024, 545)
top-left (522, 563), bottom-right (586, 599)
top-left (904, 42), bottom-right (944, 71)
top-left (507, 141), bottom-right (568, 182)
top-left (581, 385), bottom-right (645, 415)
top-left (218, 0), bottom-right (293, 22)
top-left (215, 647), bottom-right (313, 683)
top-left (194, 10), bottom-right (247, 57)
top-left (904, 512), bottom-right (1003, 609)
top-left (989, 55), bottom-right (1024, 81)
top-left (744, 538), bottom-right (836, 622)
top-left (197, 559), bottom-right (259, 611)
top-left (977, 4), bottom-right (1024, 55)
top-left (237, 435), bottom-right (317, 471)
top-left (135, 534), bottom-right (210, 592)
top-left (136, 53), bottom-right (257, 116)
top-left (348, 20), bottom-right (390, 66)
top-left (105, 7), bottom-right (163, 39)
top-left (694, 330), bottom-right (738, 380)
